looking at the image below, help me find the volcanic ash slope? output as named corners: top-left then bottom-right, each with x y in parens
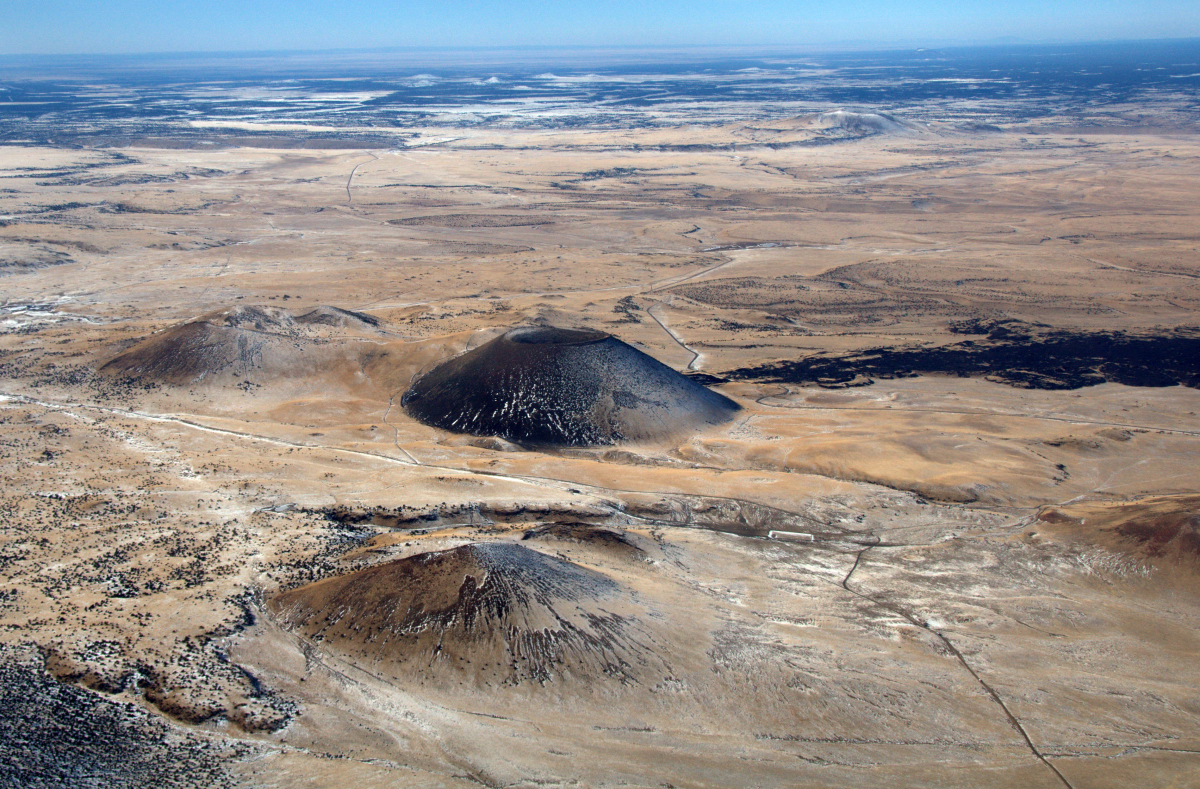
top-left (99, 304), bottom-right (384, 384)
top-left (269, 542), bottom-right (663, 688)
top-left (402, 325), bottom-right (740, 445)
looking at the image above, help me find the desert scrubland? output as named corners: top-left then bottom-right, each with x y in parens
top-left (2, 46), bottom-right (1200, 787)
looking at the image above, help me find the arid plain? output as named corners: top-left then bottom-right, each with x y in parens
top-left (3, 61), bottom-right (1200, 788)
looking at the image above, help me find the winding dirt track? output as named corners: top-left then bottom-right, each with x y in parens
top-left (344, 152), bottom-right (379, 203)
top-left (836, 537), bottom-right (1075, 789)
top-left (646, 301), bottom-right (703, 370)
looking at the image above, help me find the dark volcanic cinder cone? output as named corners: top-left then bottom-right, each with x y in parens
top-left (269, 542), bottom-right (659, 687)
top-left (401, 326), bottom-right (740, 446)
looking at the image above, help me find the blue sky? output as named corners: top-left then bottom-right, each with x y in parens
top-left (3, 0), bottom-right (1199, 55)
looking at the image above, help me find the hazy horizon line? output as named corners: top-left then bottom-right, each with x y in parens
top-left (2, 34), bottom-right (1197, 64)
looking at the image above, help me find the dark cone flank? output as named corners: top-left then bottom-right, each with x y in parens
top-left (401, 326), bottom-right (740, 446)
top-left (270, 542), bottom-right (657, 686)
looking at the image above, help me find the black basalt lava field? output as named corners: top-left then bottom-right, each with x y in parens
top-left (0, 645), bottom-right (237, 789)
top-left (728, 321), bottom-right (1200, 390)
top-left (402, 325), bottom-right (741, 445)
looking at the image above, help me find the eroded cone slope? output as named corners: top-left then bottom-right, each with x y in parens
top-left (99, 304), bottom-right (382, 384)
top-left (270, 542), bottom-right (655, 686)
top-left (402, 325), bottom-right (740, 445)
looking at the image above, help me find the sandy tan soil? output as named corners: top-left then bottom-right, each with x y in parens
top-left (1, 122), bottom-right (1199, 788)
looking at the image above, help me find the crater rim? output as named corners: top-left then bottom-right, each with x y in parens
top-left (503, 325), bottom-right (610, 346)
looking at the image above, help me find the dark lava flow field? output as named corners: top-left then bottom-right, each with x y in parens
top-left (727, 322), bottom-right (1200, 390)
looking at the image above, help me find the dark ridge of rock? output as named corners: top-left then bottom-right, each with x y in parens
top-left (725, 325), bottom-right (1200, 391)
top-left (301, 500), bottom-right (614, 531)
top-left (0, 645), bottom-right (237, 789)
top-left (683, 371), bottom-right (729, 386)
top-left (954, 122), bottom-right (1005, 133)
top-left (270, 542), bottom-right (658, 686)
top-left (0, 252), bottom-right (74, 275)
top-left (522, 522), bottom-right (648, 561)
top-left (402, 325), bottom-right (741, 446)
top-left (98, 304), bottom-right (380, 384)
